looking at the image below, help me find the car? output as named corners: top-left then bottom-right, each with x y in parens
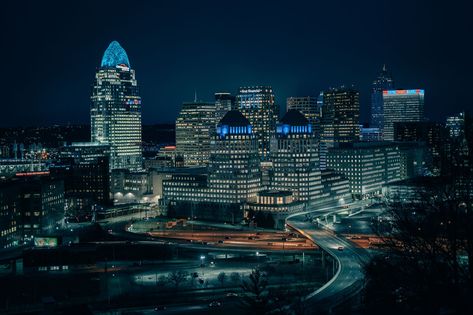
top-left (154, 305), bottom-right (167, 311)
top-left (218, 240), bottom-right (224, 244)
top-left (209, 301), bottom-right (222, 307)
top-left (226, 292), bottom-right (239, 297)
top-left (337, 246), bottom-right (344, 251)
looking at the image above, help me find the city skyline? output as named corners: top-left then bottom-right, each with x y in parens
top-left (2, 0), bottom-right (472, 127)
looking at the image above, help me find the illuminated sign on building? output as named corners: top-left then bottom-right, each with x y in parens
top-left (16, 171), bottom-right (50, 177)
top-left (383, 89), bottom-right (424, 95)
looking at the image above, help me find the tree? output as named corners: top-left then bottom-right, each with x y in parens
top-left (230, 272), bottom-right (241, 284)
top-left (240, 268), bottom-right (270, 314)
top-left (217, 272), bottom-right (227, 287)
top-left (167, 270), bottom-right (188, 289)
top-left (362, 113), bottom-right (473, 315)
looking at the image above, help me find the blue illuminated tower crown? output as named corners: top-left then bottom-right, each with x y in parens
top-left (100, 41), bottom-right (130, 68)
top-left (217, 110), bottom-right (253, 138)
top-left (277, 109), bottom-right (312, 136)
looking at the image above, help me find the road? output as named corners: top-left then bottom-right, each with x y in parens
top-left (287, 202), bottom-right (370, 311)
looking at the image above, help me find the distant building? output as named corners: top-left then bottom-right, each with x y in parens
top-left (175, 101), bottom-right (215, 166)
top-left (286, 96), bottom-right (321, 124)
top-left (383, 89), bottom-right (424, 141)
top-left (271, 110), bottom-right (322, 204)
top-left (370, 65), bottom-right (394, 132)
top-left (164, 110), bottom-right (261, 222)
top-left (320, 87), bottom-right (360, 170)
top-left (54, 142), bottom-right (111, 216)
top-left (1, 173), bottom-right (65, 241)
top-left (394, 121), bottom-right (447, 176)
top-left (236, 86), bottom-right (278, 160)
top-left (244, 190), bottom-right (304, 229)
top-left (0, 182), bottom-right (20, 248)
top-left (360, 127), bottom-right (383, 142)
top-left (111, 169), bottom-right (157, 204)
top-left (144, 146), bottom-right (177, 169)
top-left (446, 112), bottom-right (465, 138)
top-left (320, 170), bottom-right (351, 205)
top-left (215, 92), bottom-right (236, 123)
top-left (327, 142), bottom-right (401, 199)
top-left (90, 41), bottom-right (143, 171)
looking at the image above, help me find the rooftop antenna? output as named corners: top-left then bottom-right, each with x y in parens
top-left (194, 89), bottom-right (197, 102)
top-left (383, 64), bottom-right (387, 72)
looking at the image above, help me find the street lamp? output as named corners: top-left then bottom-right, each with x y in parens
top-left (200, 255), bottom-right (205, 276)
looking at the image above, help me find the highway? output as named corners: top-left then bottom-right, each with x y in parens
top-left (287, 202), bottom-right (370, 312)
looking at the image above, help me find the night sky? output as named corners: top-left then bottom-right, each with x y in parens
top-left (2, 0), bottom-right (472, 127)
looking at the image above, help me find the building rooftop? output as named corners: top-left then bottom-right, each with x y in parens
top-left (219, 110), bottom-right (250, 127)
top-left (280, 109), bottom-right (309, 126)
top-left (101, 41), bottom-right (130, 68)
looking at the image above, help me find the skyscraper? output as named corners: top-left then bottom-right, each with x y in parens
top-left (214, 92), bottom-right (236, 123)
top-left (286, 96), bottom-right (321, 124)
top-left (91, 41), bottom-right (142, 171)
top-left (175, 101), bottom-right (216, 166)
top-left (383, 89), bottom-right (425, 141)
top-left (236, 86), bottom-right (278, 160)
top-left (370, 65), bottom-right (394, 132)
top-left (319, 87), bottom-right (360, 169)
top-left (271, 110), bottom-right (322, 204)
top-left (163, 110), bottom-right (261, 222)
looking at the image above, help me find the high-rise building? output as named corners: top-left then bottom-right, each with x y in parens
top-left (271, 110), bottom-right (322, 204)
top-left (321, 87), bottom-right (360, 144)
top-left (446, 112), bottom-right (465, 138)
top-left (383, 89), bottom-right (424, 141)
top-left (163, 110), bottom-right (261, 222)
top-left (236, 86), bottom-right (278, 160)
top-left (175, 101), bottom-right (216, 166)
top-left (286, 96), bottom-right (321, 124)
top-left (215, 92), bottom-right (236, 123)
top-left (370, 65), bottom-right (394, 131)
top-left (319, 87), bottom-right (360, 170)
top-left (90, 41), bottom-right (142, 171)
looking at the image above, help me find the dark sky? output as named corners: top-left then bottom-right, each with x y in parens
top-left (1, 0), bottom-right (472, 127)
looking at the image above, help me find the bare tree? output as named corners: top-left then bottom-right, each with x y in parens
top-left (217, 272), bottom-right (226, 287)
top-left (230, 272), bottom-right (241, 284)
top-left (167, 270), bottom-right (188, 289)
top-left (240, 268), bottom-right (270, 314)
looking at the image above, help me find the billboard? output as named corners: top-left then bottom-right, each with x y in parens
top-left (34, 237), bottom-right (59, 248)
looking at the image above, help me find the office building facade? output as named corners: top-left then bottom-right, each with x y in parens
top-left (383, 89), bottom-right (424, 141)
top-left (271, 110), bottom-right (322, 204)
top-left (91, 41), bottom-right (143, 171)
top-left (327, 142), bottom-right (401, 199)
top-left (286, 96), bottom-right (321, 124)
top-left (236, 86), bottom-right (278, 160)
top-left (175, 101), bottom-right (216, 166)
top-left (370, 65), bottom-right (394, 131)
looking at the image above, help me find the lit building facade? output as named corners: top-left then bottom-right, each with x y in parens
top-left (215, 92), bottom-right (236, 123)
top-left (91, 41), bottom-right (142, 171)
top-left (370, 65), bottom-right (394, 132)
top-left (446, 112), bottom-right (465, 138)
top-left (236, 86), bottom-right (278, 160)
top-left (54, 142), bottom-right (111, 216)
top-left (320, 87), bottom-right (360, 170)
top-left (164, 110), bottom-right (261, 222)
top-left (175, 101), bottom-right (216, 166)
top-left (383, 89), bottom-right (424, 141)
top-left (271, 110), bottom-right (322, 204)
top-left (286, 96), bottom-right (321, 124)
top-left (327, 142), bottom-right (401, 199)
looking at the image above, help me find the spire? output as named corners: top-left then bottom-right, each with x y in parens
top-left (382, 64), bottom-right (387, 72)
top-left (194, 89), bottom-right (197, 102)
